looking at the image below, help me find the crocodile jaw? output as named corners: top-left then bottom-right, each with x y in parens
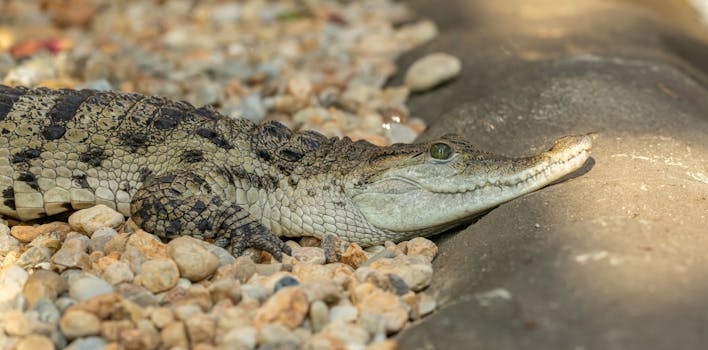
top-left (350, 135), bottom-right (592, 235)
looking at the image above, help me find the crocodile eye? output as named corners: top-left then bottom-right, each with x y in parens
top-left (429, 142), bottom-right (453, 160)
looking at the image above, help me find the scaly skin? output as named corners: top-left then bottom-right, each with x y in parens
top-left (0, 86), bottom-right (592, 259)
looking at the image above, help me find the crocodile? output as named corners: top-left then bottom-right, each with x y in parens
top-left (0, 85), bottom-right (592, 259)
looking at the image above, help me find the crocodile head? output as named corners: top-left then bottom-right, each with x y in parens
top-left (348, 134), bottom-right (592, 239)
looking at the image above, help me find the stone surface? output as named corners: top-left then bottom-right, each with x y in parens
top-left (23, 269), bottom-right (68, 306)
top-left (59, 309), bottom-right (101, 339)
top-left (353, 284), bottom-right (409, 333)
top-left (51, 238), bottom-right (89, 268)
top-left (253, 286), bottom-right (309, 329)
top-left (68, 204), bottom-right (124, 235)
top-left (167, 236), bottom-right (219, 281)
top-left (396, 0), bottom-right (708, 349)
top-left (88, 227), bottom-right (117, 253)
top-left (64, 336), bottom-right (106, 350)
top-left (368, 255), bottom-right (433, 292)
top-left (102, 260), bottom-right (134, 285)
top-left (161, 321), bottom-right (189, 348)
top-left (10, 225), bottom-right (43, 243)
top-left (15, 334), bottom-right (55, 350)
top-left (68, 275), bottom-right (114, 301)
top-left (185, 313), bottom-right (216, 345)
top-left (405, 237), bottom-right (438, 262)
top-left (0, 224), bottom-right (20, 256)
top-left (291, 246), bottom-right (326, 265)
top-left (340, 243), bottom-right (369, 268)
top-left (136, 258), bottom-right (179, 293)
top-left (404, 52), bottom-right (461, 92)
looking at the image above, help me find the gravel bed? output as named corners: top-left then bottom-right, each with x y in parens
top-left (1, 205), bottom-right (438, 349)
top-left (0, 1), bottom-right (458, 349)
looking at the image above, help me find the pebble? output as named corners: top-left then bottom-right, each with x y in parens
top-left (241, 283), bottom-right (271, 303)
top-left (215, 256), bottom-right (257, 282)
top-left (32, 297), bottom-right (61, 324)
top-left (322, 320), bottom-right (370, 347)
top-left (329, 305), bottom-right (358, 323)
top-left (64, 336), bottom-right (106, 350)
top-left (16, 246), bottom-right (52, 268)
top-left (59, 309), bottom-right (101, 339)
top-left (0, 224), bottom-right (20, 256)
top-left (3, 310), bottom-right (42, 336)
top-left (340, 243), bottom-right (369, 268)
top-left (254, 287), bottom-right (309, 329)
top-left (291, 246), bottom-right (326, 265)
top-left (273, 276), bottom-right (300, 292)
top-left (23, 269), bottom-right (68, 306)
top-left (102, 260), bottom-right (135, 285)
top-left (161, 321), bottom-right (189, 348)
top-left (258, 324), bottom-right (301, 347)
top-left (300, 280), bottom-right (342, 304)
top-left (208, 278), bottom-right (242, 305)
top-left (100, 319), bottom-right (133, 342)
top-left (185, 313), bottom-right (216, 344)
top-left (51, 238), bottom-right (89, 269)
top-left (406, 237), bottom-right (438, 262)
top-left (10, 225), bottom-right (43, 243)
top-left (404, 52), bottom-right (462, 92)
top-left (309, 300), bottom-right (329, 332)
top-left (136, 258), bottom-right (180, 293)
top-left (353, 283), bottom-right (409, 333)
top-left (148, 307), bottom-right (174, 329)
top-left (417, 292), bottom-right (437, 317)
top-left (221, 327), bottom-right (257, 349)
top-left (116, 282), bottom-right (159, 307)
top-left (15, 334), bottom-right (55, 350)
top-left (293, 263), bottom-right (354, 284)
top-left (121, 230), bottom-right (168, 273)
top-left (0, 0), bottom-right (446, 347)
top-left (88, 227), bottom-right (118, 253)
top-left (167, 236), bottom-right (219, 281)
top-left (368, 255), bottom-right (433, 291)
top-left (68, 275), bottom-right (115, 301)
top-left (68, 204), bottom-right (125, 235)
top-left (200, 243), bottom-right (236, 267)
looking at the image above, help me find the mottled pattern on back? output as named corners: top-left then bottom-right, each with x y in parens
top-left (0, 85), bottom-right (397, 258)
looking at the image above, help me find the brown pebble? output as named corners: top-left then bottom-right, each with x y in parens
top-left (15, 334), bottom-right (55, 350)
top-left (23, 269), bottom-right (68, 306)
top-left (136, 258), bottom-right (179, 293)
top-left (101, 319), bottom-right (134, 342)
top-left (253, 287), bottom-right (309, 329)
top-left (59, 309), bottom-right (101, 339)
top-left (406, 237), bottom-right (438, 262)
top-left (341, 243), bottom-right (369, 268)
top-left (167, 236), bottom-right (219, 282)
top-left (299, 236), bottom-right (322, 247)
top-left (366, 339), bottom-right (398, 350)
top-left (185, 313), bottom-right (216, 345)
top-left (353, 283), bottom-right (409, 333)
top-left (215, 256), bottom-right (256, 283)
top-left (10, 225), bottom-right (42, 243)
top-left (161, 321), bottom-right (189, 348)
top-left (67, 292), bottom-right (123, 319)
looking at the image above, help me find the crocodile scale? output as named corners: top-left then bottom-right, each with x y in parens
top-left (0, 85), bottom-right (405, 259)
top-left (0, 85), bottom-right (594, 260)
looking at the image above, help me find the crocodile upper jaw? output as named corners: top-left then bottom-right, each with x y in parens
top-left (350, 135), bottom-right (592, 235)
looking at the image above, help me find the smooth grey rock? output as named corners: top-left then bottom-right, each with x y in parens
top-left (397, 0), bottom-right (708, 349)
top-left (68, 275), bottom-right (114, 301)
top-left (88, 227), bottom-right (117, 253)
top-left (64, 336), bottom-right (106, 350)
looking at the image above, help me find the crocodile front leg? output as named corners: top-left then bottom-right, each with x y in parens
top-left (129, 169), bottom-right (291, 260)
